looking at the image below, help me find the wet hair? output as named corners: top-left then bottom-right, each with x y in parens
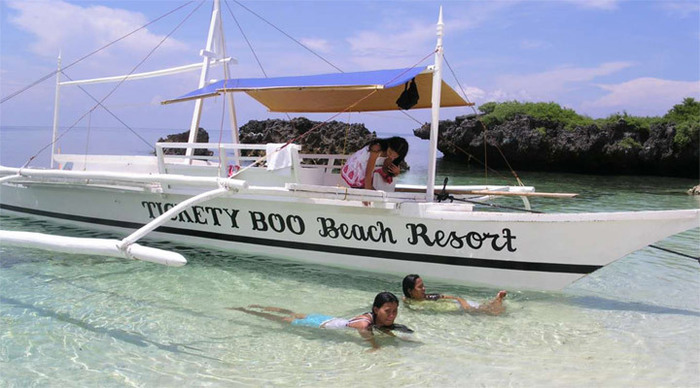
top-left (372, 291), bottom-right (399, 312)
top-left (365, 136), bottom-right (409, 166)
top-left (402, 274), bottom-right (421, 298)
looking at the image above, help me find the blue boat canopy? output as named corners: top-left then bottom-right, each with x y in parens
top-left (161, 67), bottom-right (470, 112)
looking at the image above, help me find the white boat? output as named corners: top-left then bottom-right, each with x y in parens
top-left (1, 1), bottom-right (697, 290)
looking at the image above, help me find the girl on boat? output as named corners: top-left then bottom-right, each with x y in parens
top-left (402, 274), bottom-right (507, 315)
top-left (230, 291), bottom-right (413, 350)
top-left (341, 136), bottom-right (409, 191)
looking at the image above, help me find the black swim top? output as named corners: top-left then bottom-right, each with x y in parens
top-left (364, 311), bottom-right (414, 333)
top-left (425, 293), bottom-right (443, 301)
top-left (387, 323), bottom-right (414, 333)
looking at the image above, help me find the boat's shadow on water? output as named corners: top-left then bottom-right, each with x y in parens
top-left (0, 296), bottom-right (226, 362)
top-left (179, 245), bottom-right (405, 293)
top-left (567, 295), bottom-right (700, 317)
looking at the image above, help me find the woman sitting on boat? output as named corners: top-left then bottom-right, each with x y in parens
top-left (341, 136), bottom-right (409, 191)
top-left (230, 292), bottom-right (412, 350)
top-left (402, 274), bottom-right (507, 315)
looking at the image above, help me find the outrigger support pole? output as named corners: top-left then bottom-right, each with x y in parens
top-left (50, 52), bottom-right (62, 169)
top-left (426, 7), bottom-right (444, 202)
top-left (117, 183), bottom-right (236, 250)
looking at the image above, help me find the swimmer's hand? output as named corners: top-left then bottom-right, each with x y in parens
top-left (374, 324), bottom-right (419, 343)
top-left (389, 324), bottom-right (414, 334)
top-left (356, 327), bottom-right (381, 350)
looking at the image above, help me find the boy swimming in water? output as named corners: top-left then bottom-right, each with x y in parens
top-left (230, 291), bottom-right (412, 350)
top-left (402, 274), bottom-right (507, 315)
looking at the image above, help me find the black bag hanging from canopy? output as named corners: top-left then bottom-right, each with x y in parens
top-left (396, 77), bottom-right (419, 110)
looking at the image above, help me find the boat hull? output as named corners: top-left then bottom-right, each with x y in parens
top-left (1, 181), bottom-right (698, 290)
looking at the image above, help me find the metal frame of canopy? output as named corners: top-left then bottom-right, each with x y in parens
top-left (160, 6), bottom-right (465, 201)
top-left (161, 66), bottom-right (471, 113)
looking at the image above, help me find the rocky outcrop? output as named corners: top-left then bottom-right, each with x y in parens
top-left (156, 128), bottom-right (213, 156)
top-left (238, 117), bottom-right (377, 157)
top-left (238, 117), bottom-right (374, 156)
top-left (414, 114), bottom-right (699, 178)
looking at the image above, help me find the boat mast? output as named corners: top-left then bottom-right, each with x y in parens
top-left (218, 18), bottom-right (241, 165)
top-left (185, 0), bottom-right (230, 161)
top-left (50, 52), bottom-right (62, 169)
top-left (426, 7), bottom-right (444, 202)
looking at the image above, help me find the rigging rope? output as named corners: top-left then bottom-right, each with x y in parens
top-left (224, 0), bottom-right (268, 78)
top-left (23, 1), bottom-right (206, 167)
top-left (230, 0), bottom-right (344, 73)
top-left (443, 55), bottom-right (525, 186)
top-left (377, 54), bottom-right (526, 187)
top-left (223, 3), bottom-right (440, 172)
top-left (437, 134), bottom-right (513, 180)
top-left (224, 0), bottom-right (332, 158)
top-left (83, 111), bottom-right (92, 170)
top-left (0, 1), bottom-right (198, 105)
top-left (61, 72), bottom-right (153, 150)
top-left (216, 0), bottom-right (233, 170)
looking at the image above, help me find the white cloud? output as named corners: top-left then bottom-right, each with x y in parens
top-left (494, 62), bottom-right (635, 100)
top-left (346, 21), bottom-right (435, 69)
top-left (519, 39), bottom-right (551, 50)
top-left (299, 38), bottom-right (332, 54)
top-left (7, 0), bottom-right (187, 59)
top-left (659, 1), bottom-right (700, 18)
top-left (461, 86), bottom-right (487, 103)
top-left (584, 77), bottom-right (700, 116)
top-left (563, 0), bottom-right (621, 10)
top-left (345, 1), bottom-right (519, 70)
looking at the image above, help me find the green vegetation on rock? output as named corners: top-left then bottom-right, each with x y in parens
top-left (664, 97), bottom-right (699, 148)
top-left (478, 101), bottom-right (594, 130)
top-left (478, 98), bottom-right (699, 147)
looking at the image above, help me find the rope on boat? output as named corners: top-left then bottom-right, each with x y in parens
top-left (19, 0), bottom-right (207, 168)
top-left (60, 73), bottom-right (153, 150)
top-left (649, 245), bottom-right (700, 263)
top-left (229, 0), bottom-right (344, 73)
top-left (437, 135), bottom-right (513, 180)
top-left (224, 0), bottom-right (269, 77)
top-left (443, 55), bottom-right (525, 187)
top-left (0, 1), bottom-right (199, 105)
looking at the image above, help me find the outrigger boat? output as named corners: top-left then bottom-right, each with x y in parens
top-left (1, 1), bottom-right (697, 290)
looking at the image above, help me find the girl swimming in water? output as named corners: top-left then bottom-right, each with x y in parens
top-left (231, 292), bottom-right (412, 350)
top-left (402, 274), bottom-right (507, 315)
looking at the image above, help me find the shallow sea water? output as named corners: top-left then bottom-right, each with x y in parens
top-left (1, 128), bottom-right (699, 386)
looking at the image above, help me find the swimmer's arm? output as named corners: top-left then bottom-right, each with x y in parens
top-left (348, 320), bottom-right (379, 350)
top-left (375, 326), bottom-right (420, 344)
top-left (440, 295), bottom-right (475, 311)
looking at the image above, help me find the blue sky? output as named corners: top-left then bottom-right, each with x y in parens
top-left (1, 0), bottom-right (698, 137)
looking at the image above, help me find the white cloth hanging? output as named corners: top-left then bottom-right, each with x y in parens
top-left (266, 143), bottom-right (293, 171)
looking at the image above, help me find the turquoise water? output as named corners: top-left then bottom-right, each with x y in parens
top-left (1, 126), bottom-right (699, 386)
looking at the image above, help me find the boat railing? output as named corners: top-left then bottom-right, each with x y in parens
top-left (154, 142), bottom-right (349, 186)
top-left (156, 142), bottom-right (265, 176)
